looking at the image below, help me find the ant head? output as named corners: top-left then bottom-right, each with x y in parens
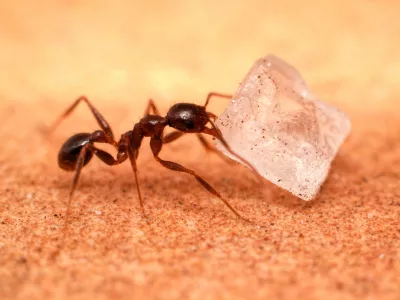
top-left (166, 103), bottom-right (209, 133)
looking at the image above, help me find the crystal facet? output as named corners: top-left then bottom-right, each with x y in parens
top-left (215, 55), bottom-right (351, 200)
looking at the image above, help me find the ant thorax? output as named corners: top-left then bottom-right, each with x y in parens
top-left (138, 115), bottom-right (166, 137)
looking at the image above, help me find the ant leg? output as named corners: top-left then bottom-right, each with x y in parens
top-left (207, 112), bottom-right (218, 121)
top-left (150, 136), bottom-right (249, 221)
top-left (203, 92), bottom-right (232, 109)
top-left (49, 96), bottom-right (116, 144)
top-left (59, 132), bottom-right (123, 248)
top-left (202, 118), bottom-right (264, 183)
top-left (162, 131), bottom-right (234, 163)
top-left (144, 98), bottom-right (161, 116)
top-left (125, 140), bottom-right (146, 219)
top-left (93, 147), bottom-right (121, 165)
top-left (162, 131), bottom-right (185, 143)
top-left (61, 143), bottom-right (92, 246)
top-left (196, 134), bottom-right (235, 164)
top-left (196, 133), bottom-right (222, 154)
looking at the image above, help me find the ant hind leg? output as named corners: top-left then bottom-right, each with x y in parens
top-left (58, 132), bottom-right (123, 249)
top-left (60, 143), bottom-right (91, 247)
top-left (49, 96), bottom-right (116, 144)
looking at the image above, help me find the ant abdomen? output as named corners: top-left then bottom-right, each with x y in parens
top-left (58, 133), bottom-right (93, 171)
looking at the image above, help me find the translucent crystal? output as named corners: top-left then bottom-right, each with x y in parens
top-left (215, 55), bottom-right (351, 200)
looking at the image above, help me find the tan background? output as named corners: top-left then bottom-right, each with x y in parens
top-left (0, 0), bottom-right (399, 299)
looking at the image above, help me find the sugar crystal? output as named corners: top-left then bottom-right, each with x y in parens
top-left (215, 55), bottom-right (351, 200)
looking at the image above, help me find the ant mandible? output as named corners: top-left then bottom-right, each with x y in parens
top-left (50, 93), bottom-right (260, 234)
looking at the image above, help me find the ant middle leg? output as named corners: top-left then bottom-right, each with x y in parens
top-left (150, 136), bottom-right (249, 221)
top-left (49, 96), bottom-right (116, 145)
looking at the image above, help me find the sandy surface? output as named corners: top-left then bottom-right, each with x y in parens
top-left (0, 1), bottom-right (399, 299)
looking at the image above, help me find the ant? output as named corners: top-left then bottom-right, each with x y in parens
top-left (50, 93), bottom-right (260, 239)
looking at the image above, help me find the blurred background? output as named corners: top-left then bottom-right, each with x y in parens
top-left (1, 1), bottom-right (399, 299)
top-left (0, 0), bottom-right (398, 113)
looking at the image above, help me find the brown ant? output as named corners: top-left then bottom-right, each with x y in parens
top-left (50, 93), bottom-right (260, 239)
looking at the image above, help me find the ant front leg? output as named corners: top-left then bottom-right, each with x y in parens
top-left (202, 119), bottom-right (264, 184)
top-left (49, 96), bottom-right (117, 146)
top-left (162, 131), bottom-right (234, 164)
top-left (203, 92), bottom-right (232, 109)
top-left (195, 134), bottom-right (233, 162)
top-left (150, 136), bottom-right (249, 221)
